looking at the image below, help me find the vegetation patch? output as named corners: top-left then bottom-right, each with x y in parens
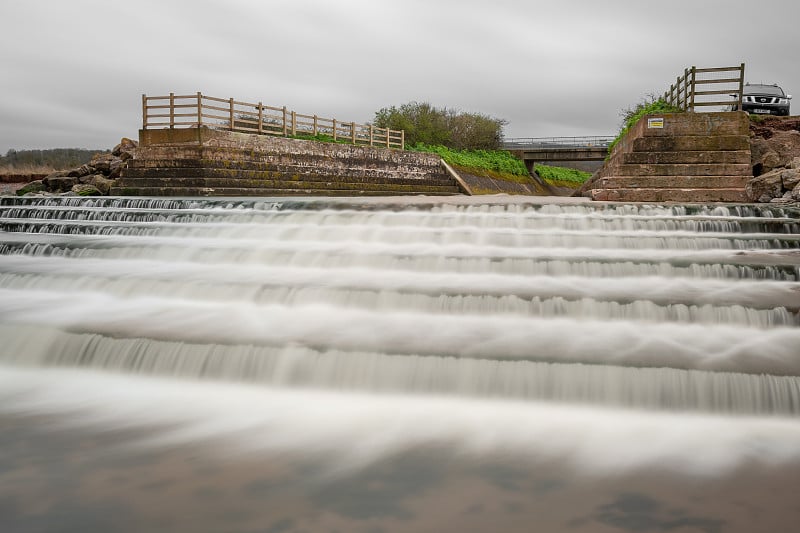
top-left (535, 164), bottom-right (592, 186)
top-left (608, 96), bottom-right (684, 153)
top-left (409, 143), bottom-right (528, 179)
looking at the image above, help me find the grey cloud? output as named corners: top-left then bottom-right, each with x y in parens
top-left (1, 0), bottom-right (797, 153)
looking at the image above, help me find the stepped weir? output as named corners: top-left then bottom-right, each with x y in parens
top-left (1, 196), bottom-right (800, 532)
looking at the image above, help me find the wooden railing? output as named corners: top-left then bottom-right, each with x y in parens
top-left (142, 92), bottom-right (404, 149)
top-left (663, 64), bottom-right (745, 112)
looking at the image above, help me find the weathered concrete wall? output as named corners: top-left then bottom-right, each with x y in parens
top-left (119, 128), bottom-right (539, 197)
top-left (115, 128), bottom-right (463, 197)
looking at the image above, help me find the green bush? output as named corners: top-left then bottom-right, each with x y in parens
top-left (374, 102), bottom-right (507, 150)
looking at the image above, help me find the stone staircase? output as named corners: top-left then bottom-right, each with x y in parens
top-left (590, 111), bottom-right (752, 202)
top-left (112, 128), bottom-right (463, 196)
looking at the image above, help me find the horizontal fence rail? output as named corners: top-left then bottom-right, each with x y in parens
top-left (142, 92), bottom-right (404, 150)
top-left (663, 64), bottom-right (745, 112)
top-left (503, 136), bottom-right (614, 149)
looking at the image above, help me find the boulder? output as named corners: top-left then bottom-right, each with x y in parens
top-left (109, 158), bottom-right (124, 179)
top-left (43, 173), bottom-right (79, 193)
top-left (751, 131), bottom-right (800, 174)
top-left (90, 152), bottom-right (116, 174)
top-left (72, 184), bottom-right (102, 196)
top-left (67, 164), bottom-right (94, 178)
top-left (113, 137), bottom-right (138, 160)
top-left (746, 169), bottom-right (783, 203)
top-left (16, 180), bottom-right (44, 196)
top-left (783, 168), bottom-right (800, 191)
top-left (79, 174), bottom-right (114, 194)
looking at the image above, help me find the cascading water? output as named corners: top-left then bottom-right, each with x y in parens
top-left (1, 195), bottom-right (800, 532)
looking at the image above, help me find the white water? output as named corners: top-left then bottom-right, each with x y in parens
top-left (1, 196), bottom-right (799, 476)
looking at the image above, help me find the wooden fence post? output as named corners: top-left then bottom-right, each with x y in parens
top-left (142, 94), bottom-right (148, 129)
top-left (258, 102), bottom-right (263, 134)
top-left (282, 107), bottom-right (288, 136)
top-left (369, 125), bottom-right (374, 146)
top-left (386, 127), bottom-right (390, 148)
top-left (291, 111), bottom-right (296, 136)
top-left (678, 68), bottom-right (689, 111)
top-left (737, 62), bottom-right (745, 111)
top-left (400, 130), bottom-right (404, 150)
top-left (313, 115), bottom-right (318, 136)
top-left (333, 119), bottom-right (337, 141)
top-left (229, 98), bottom-right (235, 130)
top-left (689, 66), bottom-right (697, 112)
top-left (197, 92), bottom-right (203, 127)
top-left (169, 92), bottom-right (175, 128)
top-left (351, 123), bottom-right (356, 144)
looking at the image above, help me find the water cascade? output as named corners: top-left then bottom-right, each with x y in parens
top-left (1, 196), bottom-right (800, 531)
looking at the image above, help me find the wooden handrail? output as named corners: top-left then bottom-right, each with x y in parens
top-left (662, 64), bottom-right (745, 112)
top-left (141, 92), bottom-right (405, 150)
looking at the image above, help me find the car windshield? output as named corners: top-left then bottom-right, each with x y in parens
top-left (744, 85), bottom-right (785, 96)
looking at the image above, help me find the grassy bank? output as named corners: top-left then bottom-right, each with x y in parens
top-left (534, 164), bottom-right (592, 187)
top-left (408, 143), bottom-right (530, 183)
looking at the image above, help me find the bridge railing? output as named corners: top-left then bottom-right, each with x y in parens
top-left (142, 92), bottom-right (405, 150)
top-left (663, 64), bottom-right (745, 112)
top-left (502, 136), bottom-right (614, 149)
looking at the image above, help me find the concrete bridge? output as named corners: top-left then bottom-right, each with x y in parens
top-left (503, 136), bottom-right (613, 173)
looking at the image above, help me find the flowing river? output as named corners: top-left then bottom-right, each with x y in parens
top-left (1, 195), bottom-right (799, 532)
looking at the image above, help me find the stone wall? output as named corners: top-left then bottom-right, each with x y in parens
top-left (115, 128), bottom-right (464, 197)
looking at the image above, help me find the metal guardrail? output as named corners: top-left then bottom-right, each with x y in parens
top-left (502, 136), bottom-right (614, 149)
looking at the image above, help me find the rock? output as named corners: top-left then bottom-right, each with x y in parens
top-left (90, 152), bottom-right (115, 174)
top-left (16, 180), bottom-right (44, 196)
top-left (783, 168), bottom-right (800, 191)
top-left (79, 174), bottom-right (114, 194)
top-left (43, 173), bottom-right (79, 193)
top-left (791, 183), bottom-right (800, 201)
top-left (746, 169), bottom-right (784, 203)
top-left (790, 157), bottom-right (800, 170)
top-left (67, 164), bottom-right (94, 178)
top-left (72, 184), bottom-right (102, 196)
top-left (109, 158), bottom-right (124, 179)
top-left (113, 138), bottom-right (138, 160)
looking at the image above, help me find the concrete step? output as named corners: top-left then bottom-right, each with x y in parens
top-left (621, 150), bottom-right (751, 165)
top-left (610, 163), bottom-right (752, 177)
top-left (633, 135), bottom-right (750, 153)
top-left (590, 188), bottom-right (748, 203)
top-left (109, 186), bottom-right (462, 197)
top-left (637, 112), bottom-right (749, 137)
top-left (595, 175), bottom-right (750, 189)
top-left (121, 165), bottom-right (448, 182)
top-left (114, 177), bottom-right (461, 194)
top-left (128, 155), bottom-right (443, 174)
top-left (134, 144), bottom-right (441, 168)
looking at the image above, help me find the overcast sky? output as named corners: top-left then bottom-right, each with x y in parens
top-left (1, 0), bottom-right (797, 154)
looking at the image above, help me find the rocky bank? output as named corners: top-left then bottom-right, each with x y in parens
top-left (746, 116), bottom-right (800, 204)
top-left (15, 138), bottom-right (137, 197)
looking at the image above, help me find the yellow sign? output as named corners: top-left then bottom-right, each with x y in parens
top-left (647, 117), bottom-right (665, 129)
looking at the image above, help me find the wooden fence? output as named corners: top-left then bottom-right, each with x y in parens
top-left (142, 92), bottom-right (404, 149)
top-left (663, 64), bottom-right (745, 112)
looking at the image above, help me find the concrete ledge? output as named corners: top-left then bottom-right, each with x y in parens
top-left (622, 150), bottom-right (751, 165)
top-left (613, 163), bottom-right (752, 177)
top-left (595, 175), bottom-right (750, 189)
top-left (591, 187), bottom-right (749, 203)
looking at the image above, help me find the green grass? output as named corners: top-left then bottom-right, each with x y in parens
top-left (408, 143), bottom-right (529, 176)
top-left (608, 98), bottom-right (684, 153)
top-left (534, 164), bottom-right (592, 186)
